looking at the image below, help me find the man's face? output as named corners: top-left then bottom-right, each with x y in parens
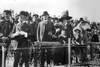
top-left (63, 19), bottom-right (68, 25)
top-left (42, 15), bottom-right (49, 20)
top-left (19, 15), bottom-right (28, 22)
top-left (32, 16), bottom-right (38, 22)
top-left (61, 30), bottom-right (66, 35)
top-left (54, 20), bottom-right (58, 23)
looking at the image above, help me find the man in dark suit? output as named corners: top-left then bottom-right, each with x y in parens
top-left (12, 11), bottom-right (31, 67)
top-left (58, 10), bottom-right (73, 64)
top-left (37, 11), bottom-right (55, 67)
top-left (29, 14), bottom-right (39, 67)
top-left (0, 10), bottom-right (14, 67)
top-left (37, 11), bottom-right (55, 42)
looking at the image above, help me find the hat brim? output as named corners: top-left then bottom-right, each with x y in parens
top-left (19, 11), bottom-right (29, 17)
top-left (42, 14), bottom-right (49, 16)
top-left (59, 16), bottom-right (72, 21)
top-left (33, 14), bottom-right (38, 17)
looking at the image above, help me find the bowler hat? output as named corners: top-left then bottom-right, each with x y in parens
top-left (59, 10), bottom-right (72, 21)
top-left (19, 11), bottom-right (29, 17)
top-left (52, 17), bottom-right (58, 21)
top-left (42, 11), bottom-right (49, 16)
top-left (33, 14), bottom-right (38, 17)
top-left (80, 17), bottom-right (84, 21)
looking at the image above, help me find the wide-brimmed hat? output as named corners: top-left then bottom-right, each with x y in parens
top-left (42, 11), bottom-right (49, 16)
top-left (3, 10), bottom-right (12, 16)
top-left (19, 11), bottom-right (29, 17)
top-left (59, 10), bottom-right (72, 21)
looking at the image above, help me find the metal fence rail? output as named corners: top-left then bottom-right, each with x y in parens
top-left (2, 41), bottom-right (100, 67)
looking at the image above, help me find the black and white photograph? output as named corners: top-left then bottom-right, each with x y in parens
top-left (0, 0), bottom-right (100, 67)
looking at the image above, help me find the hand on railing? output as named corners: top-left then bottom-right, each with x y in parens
top-left (1, 36), bottom-right (9, 40)
top-left (48, 31), bottom-right (53, 36)
top-left (0, 33), bottom-right (3, 37)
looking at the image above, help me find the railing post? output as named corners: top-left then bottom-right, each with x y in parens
top-left (2, 46), bottom-right (5, 67)
top-left (0, 43), bottom-right (6, 67)
top-left (68, 38), bottom-right (71, 67)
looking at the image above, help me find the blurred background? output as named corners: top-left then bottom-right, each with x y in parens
top-left (0, 0), bottom-right (100, 22)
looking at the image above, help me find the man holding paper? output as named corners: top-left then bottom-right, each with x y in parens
top-left (11, 11), bottom-right (31, 67)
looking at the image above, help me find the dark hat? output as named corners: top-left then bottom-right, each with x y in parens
top-left (19, 11), bottom-right (29, 17)
top-left (42, 11), bottom-right (49, 16)
top-left (52, 17), bottom-right (58, 21)
top-left (86, 29), bottom-right (92, 32)
top-left (3, 10), bottom-right (12, 16)
top-left (80, 17), bottom-right (84, 21)
top-left (59, 10), bottom-right (72, 21)
top-left (33, 14), bottom-right (38, 17)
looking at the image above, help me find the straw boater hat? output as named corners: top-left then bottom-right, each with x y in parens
top-left (59, 10), bottom-right (72, 21)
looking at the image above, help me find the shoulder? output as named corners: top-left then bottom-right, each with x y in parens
top-left (48, 21), bottom-right (53, 24)
top-left (39, 21), bottom-right (45, 26)
top-left (17, 23), bottom-right (21, 25)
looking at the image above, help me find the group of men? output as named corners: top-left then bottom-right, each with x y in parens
top-left (0, 9), bottom-right (81, 67)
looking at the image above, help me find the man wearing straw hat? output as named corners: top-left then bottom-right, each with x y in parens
top-left (59, 10), bottom-right (73, 38)
top-left (58, 10), bottom-right (73, 65)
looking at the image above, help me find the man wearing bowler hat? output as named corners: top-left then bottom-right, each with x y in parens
top-left (37, 11), bottom-right (55, 67)
top-left (29, 14), bottom-right (39, 67)
top-left (11, 11), bottom-right (31, 67)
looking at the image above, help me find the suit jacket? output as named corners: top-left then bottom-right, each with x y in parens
top-left (91, 34), bottom-right (99, 42)
top-left (12, 22), bottom-right (31, 35)
top-left (29, 21), bottom-right (38, 41)
top-left (1, 21), bottom-right (13, 36)
top-left (61, 23), bottom-right (73, 38)
top-left (12, 22), bottom-right (31, 48)
top-left (37, 20), bottom-right (55, 41)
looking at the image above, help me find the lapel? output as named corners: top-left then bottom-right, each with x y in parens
top-left (39, 21), bottom-right (45, 41)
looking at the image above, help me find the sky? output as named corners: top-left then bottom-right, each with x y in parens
top-left (0, 0), bottom-right (100, 22)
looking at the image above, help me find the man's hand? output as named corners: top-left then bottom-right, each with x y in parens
top-left (48, 31), bottom-right (53, 36)
top-left (0, 33), bottom-right (3, 37)
top-left (10, 32), bottom-right (19, 38)
top-left (56, 28), bottom-right (60, 32)
top-left (52, 35), bottom-right (57, 38)
top-left (19, 31), bottom-right (28, 37)
top-left (1, 36), bottom-right (9, 40)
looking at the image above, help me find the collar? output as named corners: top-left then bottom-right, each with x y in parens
top-left (60, 34), bottom-right (67, 38)
top-left (22, 21), bottom-right (28, 24)
top-left (42, 20), bottom-right (48, 25)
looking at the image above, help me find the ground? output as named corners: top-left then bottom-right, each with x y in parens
top-left (5, 56), bottom-right (100, 67)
